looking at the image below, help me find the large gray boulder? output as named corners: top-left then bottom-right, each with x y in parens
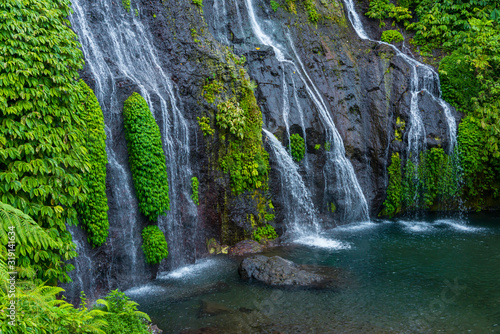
top-left (238, 255), bottom-right (344, 287)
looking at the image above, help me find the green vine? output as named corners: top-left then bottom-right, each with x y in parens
top-left (123, 93), bottom-right (170, 221)
top-left (141, 225), bottom-right (169, 265)
top-left (76, 81), bottom-right (109, 248)
top-left (0, 0), bottom-right (87, 283)
top-left (252, 224), bottom-right (278, 243)
top-left (191, 176), bottom-right (199, 205)
top-left (290, 133), bottom-right (305, 162)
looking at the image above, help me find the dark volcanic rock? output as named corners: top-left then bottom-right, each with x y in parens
top-left (238, 255), bottom-right (343, 287)
top-left (228, 240), bottom-right (264, 256)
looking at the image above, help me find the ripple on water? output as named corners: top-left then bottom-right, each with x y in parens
top-left (157, 258), bottom-right (218, 280)
top-left (292, 235), bottom-right (351, 250)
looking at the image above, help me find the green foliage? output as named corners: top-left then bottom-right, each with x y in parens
top-left (381, 30), bottom-right (404, 44)
top-left (382, 149), bottom-right (460, 216)
top-left (122, 0), bottom-right (131, 12)
top-left (0, 206), bottom-right (107, 333)
top-left (366, 0), bottom-right (412, 27)
top-left (381, 153), bottom-right (402, 217)
top-left (0, 0), bottom-right (88, 283)
top-left (217, 98), bottom-right (246, 140)
top-left (123, 93), bottom-right (170, 221)
top-left (271, 0), bottom-right (280, 11)
top-left (325, 141), bottom-right (331, 151)
top-left (197, 116), bottom-right (215, 136)
top-left (439, 52), bottom-right (480, 113)
top-left (304, 0), bottom-right (319, 23)
top-left (458, 116), bottom-right (499, 202)
top-left (94, 290), bottom-right (150, 334)
top-left (314, 144), bottom-right (321, 150)
top-left (192, 0), bottom-right (203, 7)
top-left (204, 74), bottom-right (270, 195)
top-left (202, 80), bottom-right (224, 104)
top-left (394, 116), bottom-right (406, 141)
top-left (290, 133), bottom-right (305, 162)
top-left (76, 81), bottom-right (109, 248)
top-left (191, 177), bottom-right (199, 205)
top-left (141, 225), bottom-right (169, 265)
top-left (252, 224), bottom-right (278, 242)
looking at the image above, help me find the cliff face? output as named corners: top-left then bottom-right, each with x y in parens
top-left (66, 0), bottom-right (459, 299)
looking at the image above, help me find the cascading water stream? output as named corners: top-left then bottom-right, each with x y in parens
top-left (244, 0), bottom-right (370, 223)
top-left (263, 129), bottom-right (320, 235)
top-left (341, 0), bottom-right (457, 157)
top-left (70, 0), bottom-right (198, 290)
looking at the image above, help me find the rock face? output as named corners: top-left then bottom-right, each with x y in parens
top-left (239, 255), bottom-right (338, 287)
top-left (228, 240), bottom-right (265, 256)
top-left (67, 0), bottom-right (460, 301)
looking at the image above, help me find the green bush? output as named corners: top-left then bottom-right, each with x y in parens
top-left (141, 225), bottom-right (169, 265)
top-left (123, 93), bottom-right (170, 221)
top-left (0, 0), bottom-right (88, 283)
top-left (290, 133), bottom-right (305, 162)
top-left (252, 224), bottom-right (278, 242)
top-left (304, 0), bottom-right (319, 23)
top-left (381, 30), bottom-right (404, 44)
top-left (191, 176), bottom-right (199, 205)
top-left (197, 116), bottom-right (215, 136)
top-left (192, 0), bottom-right (203, 7)
top-left (94, 290), bottom-right (150, 334)
top-left (270, 0), bottom-right (280, 11)
top-left (76, 81), bottom-right (109, 248)
top-left (366, 0), bottom-right (412, 27)
top-left (439, 51), bottom-right (480, 113)
top-left (122, 0), bottom-right (131, 12)
top-left (381, 153), bottom-right (402, 217)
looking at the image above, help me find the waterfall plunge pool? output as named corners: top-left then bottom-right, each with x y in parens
top-left (126, 213), bottom-right (500, 333)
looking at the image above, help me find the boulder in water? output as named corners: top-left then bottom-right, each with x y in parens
top-left (238, 255), bottom-right (342, 287)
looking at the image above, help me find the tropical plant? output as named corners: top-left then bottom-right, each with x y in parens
top-left (290, 133), bottom-right (305, 162)
top-left (252, 224), bottom-right (278, 242)
top-left (191, 177), bottom-right (199, 205)
top-left (141, 225), bottom-right (169, 265)
top-left (76, 81), bottom-right (109, 248)
top-left (381, 30), bottom-right (404, 44)
top-left (0, 0), bottom-right (88, 283)
top-left (94, 290), bottom-right (151, 334)
top-left (123, 93), bottom-right (170, 221)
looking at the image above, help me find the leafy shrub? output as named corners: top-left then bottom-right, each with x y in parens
top-left (122, 0), bottom-right (131, 12)
top-left (94, 290), bottom-right (150, 334)
top-left (304, 0), bottom-right (319, 23)
top-left (381, 30), bottom-right (404, 44)
top-left (76, 81), bottom-right (109, 248)
top-left (123, 93), bottom-right (170, 221)
top-left (270, 0), bottom-right (280, 12)
top-left (366, 0), bottom-right (412, 27)
top-left (197, 116), bottom-right (215, 136)
top-left (314, 144), bottom-right (321, 150)
top-left (217, 98), bottom-right (246, 140)
top-left (252, 224), bottom-right (278, 242)
top-left (290, 133), bottom-right (305, 162)
top-left (191, 177), bottom-right (199, 205)
top-left (381, 153), bottom-right (402, 217)
top-left (0, 0), bottom-right (88, 283)
top-left (141, 225), bottom-right (169, 265)
top-left (192, 0), bottom-right (203, 7)
top-left (439, 51), bottom-right (480, 113)
top-left (325, 141), bottom-right (331, 151)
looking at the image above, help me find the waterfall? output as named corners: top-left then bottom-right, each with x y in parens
top-left (243, 0), bottom-right (370, 223)
top-left (264, 130), bottom-right (320, 236)
top-left (341, 0), bottom-right (457, 157)
top-left (70, 0), bottom-right (198, 291)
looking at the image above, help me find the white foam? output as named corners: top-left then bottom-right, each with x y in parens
top-left (125, 284), bottom-right (165, 296)
top-left (293, 235), bottom-right (351, 250)
top-left (335, 221), bottom-right (378, 232)
top-left (157, 259), bottom-right (217, 280)
top-left (434, 219), bottom-right (485, 232)
top-left (398, 220), bottom-right (435, 233)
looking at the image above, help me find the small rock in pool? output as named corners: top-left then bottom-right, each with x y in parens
top-left (239, 255), bottom-right (347, 288)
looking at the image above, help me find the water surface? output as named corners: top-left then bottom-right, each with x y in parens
top-left (127, 214), bottom-right (500, 333)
